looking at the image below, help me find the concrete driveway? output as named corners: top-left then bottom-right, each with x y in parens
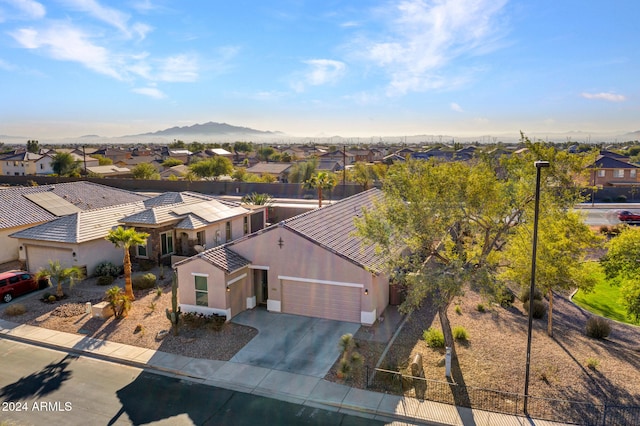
top-left (230, 309), bottom-right (360, 378)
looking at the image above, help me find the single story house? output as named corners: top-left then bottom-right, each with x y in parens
top-left (0, 182), bottom-right (148, 265)
top-left (174, 189), bottom-right (389, 325)
top-left (11, 192), bottom-right (266, 276)
top-left (245, 162), bottom-right (292, 182)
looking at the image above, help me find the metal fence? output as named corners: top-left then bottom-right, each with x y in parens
top-left (370, 368), bottom-right (640, 426)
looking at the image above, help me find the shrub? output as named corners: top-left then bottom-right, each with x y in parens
top-left (97, 275), bottom-right (114, 286)
top-left (337, 333), bottom-right (363, 380)
top-left (523, 299), bottom-right (547, 319)
top-left (48, 295), bottom-right (57, 302)
top-left (4, 303), bottom-right (26, 316)
top-left (138, 259), bottom-right (155, 271)
top-left (599, 225), bottom-right (610, 235)
top-left (454, 305), bottom-right (462, 315)
top-left (496, 287), bottom-right (516, 307)
top-left (155, 287), bottom-right (163, 297)
top-left (423, 327), bottom-right (445, 348)
top-left (476, 303), bottom-right (486, 313)
top-left (453, 326), bottom-right (469, 341)
top-left (105, 286), bottom-right (131, 318)
top-left (585, 316), bottom-right (611, 339)
top-left (94, 261), bottom-right (121, 278)
top-left (586, 357), bottom-right (600, 370)
top-left (615, 195), bottom-right (627, 202)
top-left (520, 287), bottom-right (543, 303)
top-left (132, 273), bottom-right (156, 290)
top-left (182, 312), bottom-right (226, 330)
top-left (601, 197), bottom-right (612, 203)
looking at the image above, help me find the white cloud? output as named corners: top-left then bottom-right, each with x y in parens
top-left (293, 59), bottom-right (346, 92)
top-left (61, 0), bottom-right (151, 40)
top-left (355, 0), bottom-right (509, 95)
top-left (132, 86), bottom-right (166, 99)
top-left (2, 0), bottom-right (46, 19)
top-left (10, 23), bottom-right (122, 79)
top-left (581, 92), bottom-right (626, 102)
top-left (157, 53), bottom-right (198, 82)
top-left (0, 58), bottom-right (17, 71)
top-left (450, 102), bottom-right (463, 112)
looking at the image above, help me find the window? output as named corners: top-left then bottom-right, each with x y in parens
top-left (40, 164), bottom-right (44, 170)
top-left (196, 231), bottom-right (205, 246)
top-left (631, 170), bottom-right (637, 178)
top-left (160, 232), bottom-right (174, 255)
top-left (597, 170), bottom-right (605, 177)
top-left (194, 275), bottom-right (208, 306)
top-left (137, 241), bottom-right (148, 258)
top-left (243, 216), bottom-right (248, 235)
top-left (613, 169), bottom-right (624, 178)
top-left (225, 221), bottom-right (231, 241)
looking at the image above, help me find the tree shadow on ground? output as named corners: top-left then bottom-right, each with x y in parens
top-left (0, 355), bottom-right (75, 401)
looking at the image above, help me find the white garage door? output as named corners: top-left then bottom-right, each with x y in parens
top-left (26, 245), bottom-right (74, 273)
top-left (282, 279), bottom-right (361, 323)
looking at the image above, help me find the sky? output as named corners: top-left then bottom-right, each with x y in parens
top-left (0, 0), bottom-right (639, 141)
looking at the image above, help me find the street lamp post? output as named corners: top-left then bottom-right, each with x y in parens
top-left (523, 160), bottom-right (549, 415)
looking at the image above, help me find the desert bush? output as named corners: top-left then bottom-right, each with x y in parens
top-left (97, 275), bottom-right (114, 286)
top-left (615, 195), bottom-right (627, 202)
top-left (496, 287), bottom-right (516, 307)
top-left (585, 316), bottom-right (611, 339)
top-left (4, 303), bottom-right (26, 316)
top-left (182, 312), bottom-right (226, 330)
top-left (586, 357), bottom-right (600, 370)
top-left (454, 305), bottom-right (462, 315)
top-left (138, 259), bottom-right (155, 271)
top-left (476, 303), bottom-right (486, 312)
top-left (105, 286), bottom-right (131, 318)
top-left (523, 299), bottom-right (547, 319)
top-left (423, 327), bottom-right (445, 348)
top-left (453, 326), bottom-right (469, 341)
top-left (132, 273), bottom-right (156, 290)
top-left (155, 287), bottom-right (163, 297)
top-left (520, 287), bottom-right (543, 303)
top-left (337, 333), bottom-right (363, 381)
top-left (94, 261), bottom-right (121, 278)
top-left (601, 197), bottom-right (612, 203)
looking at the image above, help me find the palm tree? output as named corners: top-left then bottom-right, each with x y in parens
top-left (106, 226), bottom-right (149, 300)
top-left (36, 260), bottom-right (84, 299)
top-left (305, 172), bottom-right (337, 208)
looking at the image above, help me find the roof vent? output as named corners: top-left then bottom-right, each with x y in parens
top-left (278, 221), bottom-right (285, 227)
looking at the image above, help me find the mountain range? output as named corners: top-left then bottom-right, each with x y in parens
top-left (133, 121), bottom-right (283, 137)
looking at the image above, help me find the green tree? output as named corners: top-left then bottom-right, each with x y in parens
top-left (500, 210), bottom-right (601, 336)
top-left (51, 152), bottom-right (81, 176)
top-left (355, 139), bottom-right (595, 351)
top-left (169, 139), bottom-right (186, 149)
top-left (289, 158), bottom-right (317, 183)
top-left (349, 162), bottom-right (377, 190)
top-left (189, 157), bottom-right (233, 180)
top-left (305, 172), bottom-right (337, 208)
top-left (233, 141), bottom-right (253, 161)
top-left (162, 158), bottom-right (183, 168)
top-left (36, 260), bottom-right (84, 299)
top-left (281, 152), bottom-right (293, 163)
top-left (241, 192), bottom-right (274, 206)
top-left (189, 141), bottom-right (205, 153)
top-left (132, 163), bottom-right (160, 180)
top-left (26, 140), bottom-right (39, 153)
top-left (106, 226), bottom-right (150, 300)
top-left (256, 146), bottom-right (275, 161)
top-left (601, 227), bottom-right (640, 322)
top-left (93, 155), bottom-right (113, 165)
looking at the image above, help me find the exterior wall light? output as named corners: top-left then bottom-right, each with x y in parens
top-left (364, 289), bottom-right (368, 295)
top-left (226, 286), bottom-right (231, 292)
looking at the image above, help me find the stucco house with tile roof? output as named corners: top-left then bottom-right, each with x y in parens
top-left (174, 189), bottom-right (389, 325)
top-left (10, 191), bottom-right (266, 275)
top-left (0, 181), bottom-right (149, 265)
top-left (588, 155), bottom-right (640, 187)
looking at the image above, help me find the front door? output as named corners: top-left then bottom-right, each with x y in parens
top-left (253, 269), bottom-right (268, 305)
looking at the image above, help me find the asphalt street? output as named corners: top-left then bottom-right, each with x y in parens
top-left (0, 339), bottom-right (386, 426)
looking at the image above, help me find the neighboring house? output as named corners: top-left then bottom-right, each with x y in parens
top-left (316, 159), bottom-right (344, 173)
top-left (320, 150), bottom-right (355, 166)
top-left (207, 148), bottom-right (233, 159)
top-left (160, 164), bottom-right (190, 179)
top-left (1, 152), bottom-right (42, 176)
top-left (34, 154), bottom-right (54, 175)
top-left (174, 189), bottom-right (389, 325)
top-left (588, 155), bottom-right (640, 187)
top-left (166, 149), bottom-right (191, 163)
top-left (92, 148), bottom-right (132, 163)
top-left (0, 182), bottom-right (149, 265)
top-left (10, 192), bottom-right (266, 275)
top-left (86, 165), bottom-right (132, 178)
top-left (245, 162), bottom-right (292, 182)
top-left (349, 149), bottom-right (374, 163)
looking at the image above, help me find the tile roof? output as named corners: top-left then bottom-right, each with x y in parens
top-left (246, 162), bottom-right (292, 174)
top-left (590, 155), bottom-right (639, 169)
top-left (197, 245), bottom-right (251, 273)
top-left (0, 181), bottom-right (149, 230)
top-left (282, 189), bottom-right (387, 273)
top-left (10, 202), bottom-right (147, 243)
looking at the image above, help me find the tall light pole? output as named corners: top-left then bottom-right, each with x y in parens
top-left (523, 160), bottom-right (549, 415)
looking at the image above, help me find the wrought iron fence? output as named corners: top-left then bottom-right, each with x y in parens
top-left (370, 368), bottom-right (640, 426)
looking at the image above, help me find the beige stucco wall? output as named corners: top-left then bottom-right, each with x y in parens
top-left (76, 239), bottom-right (124, 276)
top-left (2, 227), bottom-right (30, 264)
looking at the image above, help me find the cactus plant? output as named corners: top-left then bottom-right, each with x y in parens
top-left (166, 272), bottom-right (181, 335)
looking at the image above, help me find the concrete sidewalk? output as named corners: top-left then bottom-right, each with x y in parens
top-left (0, 319), bottom-right (569, 426)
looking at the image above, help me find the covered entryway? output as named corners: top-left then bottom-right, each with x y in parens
top-left (281, 277), bottom-right (361, 323)
top-left (25, 245), bottom-right (74, 272)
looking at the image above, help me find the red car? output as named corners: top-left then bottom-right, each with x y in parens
top-left (0, 270), bottom-right (43, 303)
top-left (617, 210), bottom-right (640, 222)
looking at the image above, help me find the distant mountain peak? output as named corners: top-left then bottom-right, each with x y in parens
top-left (140, 121), bottom-right (282, 137)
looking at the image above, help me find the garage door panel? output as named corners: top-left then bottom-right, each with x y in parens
top-left (26, 246), bottom-right (74, 272)
top-left (282, 280), bottom-right (360, 323)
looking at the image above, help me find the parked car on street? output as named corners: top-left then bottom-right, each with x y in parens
top-left (0, 270), bottom-right (47, 303)
top-left (617, 210), bottom-right (640, 222)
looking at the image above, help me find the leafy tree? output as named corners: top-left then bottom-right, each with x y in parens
top-left (92, 155), bottom-right (113, 165)
top-left (51, 152), bottom-right (81, 176)
top-left (162, 158), bottom-right (183, 168)
top-left (189, 157), bottom-right (233, 180)
top-left (289, 158), bottom-right (317, 183)
top-left (500, 210), bottom-right (601, 336)
top-left (241, 192), bottom-right (274, 206)
top-left (105, 286), bottom-right (131, 318)
top-left (26, 140), bottom-right (39, 153)
top-left (36, 260), bottom-right (84, 299)
top-left (189, 141), bottom-right (205, 153)
top-left (233, 141), bottom-right (253, 161)
top-left (132, 163), bottom-right (160, 180)
top-left (349, 162), bottom-right (377, 190)
top-left (356, 139), bottom-right (596, 352)
top-left (601, 227), bottom-right (640, 322)
top-left (305, 172), bottom-right (337, 207)
top-left (106, 226), bottom-right (149, 300)
top-left (169, 139), bottom-right (186, 149)
top-left (256, 146), bottom-right (275, 161)
top-left (281, 152), bottom-right (293, 163)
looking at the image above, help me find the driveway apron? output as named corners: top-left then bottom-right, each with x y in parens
top-left (230, 309), bottom-right (360, 378)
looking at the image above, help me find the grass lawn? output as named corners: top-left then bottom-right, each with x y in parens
top-left (572, 262), bottom-right (635, 324)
